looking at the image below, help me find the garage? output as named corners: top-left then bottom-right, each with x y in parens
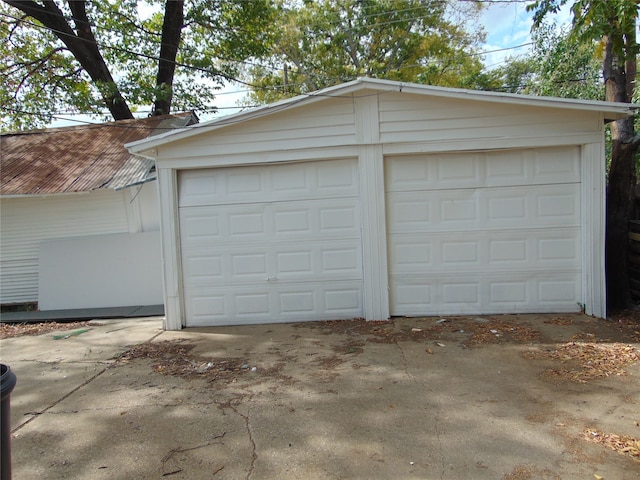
top-left (178, 159), bottom-right (363, 326)
top-left (126, 77), bottom-right (635, 330)
top-left (386, 147), bottom-right (582, 315)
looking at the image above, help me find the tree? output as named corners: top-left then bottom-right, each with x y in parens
top-left (527, 0), bottom-right (639, 311)
top-left (496, 22), bottom-right (603, 100)
top-left (0, 0), bottom-right (276, 130)
top-left (243, 0), bottom-right (495, 105)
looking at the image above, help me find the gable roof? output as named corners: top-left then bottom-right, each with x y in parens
top-left (1, 112), bottom-right (198, 196)
top-left (126, 77), bottom-right (638, 156)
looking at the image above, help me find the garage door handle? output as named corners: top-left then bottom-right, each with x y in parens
top-left (266, 276), bottom-right (279, 282)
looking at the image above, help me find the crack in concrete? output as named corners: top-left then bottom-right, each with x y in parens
top-left (11, 330), bottom-right (166, 434)
top-left (395, 341), bottom-right (415, 382)
top-left (234, 405), bottom-right (257, 480)
top-left (12, 366), bottom-right (111, 433)
top-left (433, 399), bottom-right (446, 480)
top-left (212, 393), bottom-right (258, 478)
top-left (160, 432), bottom-right (226, 476)
top-left (44, 401), bottom-right (187, 414)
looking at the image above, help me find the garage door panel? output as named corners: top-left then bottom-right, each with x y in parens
top-left (179, 159), bottom-right (359, 207)
top-left (486, 147), bottom-right (580, 185)
top-left (182, 239), bottom-right (362, 286)
top-left (388, 229), bottom-right (581, 274)
top-left (390, 272), bottom-right (581, 315)
top-left (180, 198), bottom-right (360, 248)
top-left (386, 148), bottom-right (583, 316)
top-left (386, 183), bottom-right (580, 233)
top-left (385, 147), bottom-right (580, 192)
top-left (184, 281), bottom-right (363, 326)
top-left (179, 159), bottom-right (364, 326)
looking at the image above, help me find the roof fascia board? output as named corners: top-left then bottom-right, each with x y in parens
top-left (357, 77), bottom-right (637, 119)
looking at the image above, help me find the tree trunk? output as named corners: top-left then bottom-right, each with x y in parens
top-left (5, 0), bottom-right (133, 120)
top-left (603, 32), bottom-right (637, 312)
top-left (606, 136), bottom-right (635, 309)
top-left (152, 0), bottom-right (184, 116)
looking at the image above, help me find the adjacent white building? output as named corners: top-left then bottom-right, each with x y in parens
top-left (0, 113), bottom-right (197, 310)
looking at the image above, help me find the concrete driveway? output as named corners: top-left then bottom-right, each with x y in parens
top-left (1, 314), bottom-right (639, 479)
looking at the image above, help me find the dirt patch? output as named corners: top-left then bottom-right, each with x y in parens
top-left (462, 319), bottom-right (541, 347)
top-left (502, 465), bottom-right (560, 480)
top-left (116, 340), bottom-right (254, 382)
top-left (116, 339), bottom-right (298, 386)
top-left (0, 321), bottom-right (99, 339)
top-left (502, 465), bottom-right (559, 480)
top-left (297, 316), bottom-right (545, 346)
top-left (332, 339), bottom-right (365, 354)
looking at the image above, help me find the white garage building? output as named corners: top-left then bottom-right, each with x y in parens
top-left (127, 78), bottom-right (636, 330)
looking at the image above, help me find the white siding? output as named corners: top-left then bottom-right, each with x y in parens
top-left (0, 190), bottom-right (129, 304)
top-left (378, 93), bottom-right (600, 145)
top-left (158, 97), bottom-right (357, 160)
top-left (137, 182), bottom-right (161, 232)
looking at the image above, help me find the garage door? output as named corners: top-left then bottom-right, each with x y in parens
top-left (178, 159), bottom-right (363, 326)
top-left (386, 147), bottom-right (582, 316)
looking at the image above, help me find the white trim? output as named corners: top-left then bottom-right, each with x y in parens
top-left (358, 145), bottom-right (389, 320)
top-left (581, 141), bottom-right (607, 318)
top-left (382, 133), bottom-right (605, 156)
top-left (155, 146), bottom-right (360, 170)
top-left (157, 168), bottom-right (183, 330)
top-left (355, 92), bottom-right (389, 320)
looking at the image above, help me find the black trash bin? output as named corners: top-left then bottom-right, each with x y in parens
top-left (1, 364), bottom-right (17, 480)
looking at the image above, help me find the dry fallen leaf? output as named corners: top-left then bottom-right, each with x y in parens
top-left (583, 428), bottom-right (640, 462)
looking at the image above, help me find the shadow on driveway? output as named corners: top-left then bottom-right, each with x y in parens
top-left (1, 313), bottom-right (639, 479)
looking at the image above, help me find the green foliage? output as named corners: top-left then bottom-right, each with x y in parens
top-left (243, 0), bottom-right (493, 105)
top-left (495, 22), bottom-right (604, 100)
top-left (0, 2), bottom-right (95, 129)
top-left (527, 0), bottom-right (639, 61)
top-left (0, 0), bottom-right (276, 131)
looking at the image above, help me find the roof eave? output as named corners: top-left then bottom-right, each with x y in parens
top-left (356, 77), bottom-right (637, 121)
top-left (125, 77), bottom-right (638, 153)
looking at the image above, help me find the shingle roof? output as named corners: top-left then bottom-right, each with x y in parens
top-left (1, 112), bottom-right (197, 195)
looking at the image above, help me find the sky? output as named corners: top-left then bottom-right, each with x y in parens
top-left (48, 1), bottom-right (572, 128)
top-left (200, 2), bottom-right (569, 120)
top-left (480, 1), bottom-right (571, 69)
top-left (480, 1), bottom-right (540, 70)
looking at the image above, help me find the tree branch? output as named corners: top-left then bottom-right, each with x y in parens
top-left (4, 0), bottom-right (133, 120)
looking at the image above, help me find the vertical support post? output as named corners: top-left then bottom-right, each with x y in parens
top-left (581, 140), bottom-right (607, 318)
top-left (354, 92), bottom-right (390, 320)
top-left (157, 167), bottom-right (184, 330)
